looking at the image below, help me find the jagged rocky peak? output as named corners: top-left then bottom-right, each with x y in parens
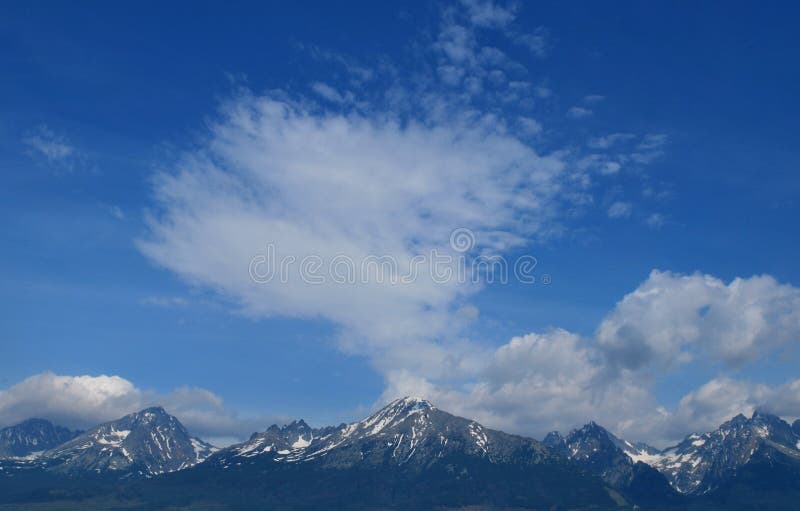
top-left (542, 421), bottom-right (678, 505)
top-left (542, 430), bottom-right (564, 448)
top-left (650, 409), bottom-right (800, 495)
top-left (0, 418), bottom-right (81, 458)
top-left (238, 418), bottom-right (317, 457)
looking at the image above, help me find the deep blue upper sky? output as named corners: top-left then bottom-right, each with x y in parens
top-left (1, 1), bottom-right (799, 444)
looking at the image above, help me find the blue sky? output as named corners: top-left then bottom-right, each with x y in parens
top-left (1, 1), bottom-right (799, 446)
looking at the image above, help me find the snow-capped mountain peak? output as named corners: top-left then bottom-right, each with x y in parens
top-left (40, 407), bottom-right (217, 477)
top-left (646, 411), bottom-right (800, 494)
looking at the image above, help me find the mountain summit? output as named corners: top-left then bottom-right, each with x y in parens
top-left (544, 420), bottom-right (680, 507)
top-left (40, 406), bottom-right (216, 477)
top-left (647, 410), bottom-right (800, 494)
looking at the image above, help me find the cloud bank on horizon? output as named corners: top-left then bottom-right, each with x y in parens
top-left (4, 268), bottom-right (800, 446)
top-left (3, 0), bottom-right (799, 447)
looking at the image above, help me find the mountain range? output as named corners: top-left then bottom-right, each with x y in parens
top-left (1, 397), bottom-right (799, 510)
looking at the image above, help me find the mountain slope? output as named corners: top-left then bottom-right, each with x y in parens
top-left (0, 419), bottom-right (80, 458)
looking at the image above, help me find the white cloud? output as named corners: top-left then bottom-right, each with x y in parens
top-left (454, 304), bottom-right (480, 323)
top-left (634, 377), bottom-right (800, 443)
top-left (138, 90), bottom-right (572, 377)
top-left (109, 205), bottom-right (125, 220)
top-left (23, 125), bottom-right (77, 169)
top-left (567, 106), bottom-right (593, 119)
top-left (535, 86), bottom-right (552, 98)
top-left (132, 3), bottom-right (706, 447)
top-left (513, 28), bottom-right (550, 58)
top-left (601, 161), bottom-right (621, 175)
top-left (598, 270), bottom-right (800, 369)
top-left (518, 117), bottom-right (543, 136)
top-left (301, 44), bottom-right (374, 85)
top-left (584, 94), bottom-right (605, 103)
top-left (639, 133), bottom-right (669, 150)
top-left (381, 270), bottom-right (800, 446)
top-left (607, 201), bottom-right (632, 219)
top-left (460, 0), bottom-right (516, 28)
top-left (631, 134), bottom-right (668, 164)
top-left (0, 373), bottom-right (281, 444)
top-left (381, 329), bottom-right (653, 442)
top-left (310, 82), bottom-right (352, 104)
top-left (646, 212), bottom-right (666, 228)
top-left (588, 132), bottom-right (635, 149)
top-left (0, 373), bottom-right (142, 430)
top-left (137, 0), bottom-right (638, 391)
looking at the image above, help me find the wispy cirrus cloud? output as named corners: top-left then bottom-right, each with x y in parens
top-left (567, 106), bottom-right (593, 119)
top-left (22, 125), bottom-right (81, 171)
top-left (137, 0), bottom-right (627, 381)
top-left (132, 0), bottom-right (737, 447)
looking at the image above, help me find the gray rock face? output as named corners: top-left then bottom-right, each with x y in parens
top-left (40, 407), bottom-right (216, 477)
top-left (0, 419), bottom-right (80, 458)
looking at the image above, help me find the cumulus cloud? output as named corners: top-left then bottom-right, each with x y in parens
top-left (381, 270), bottom-right (800, 446)
top-left (381, 329), bottom-right (652, 441)
top-left (634, 377), bottom-right (800, 443)
top-left (0, 373), bottom-right (282, 445)
top-left (0, 373), bottom-right (143, 430)
top-left (598, 270), bottom-right (800, 370)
